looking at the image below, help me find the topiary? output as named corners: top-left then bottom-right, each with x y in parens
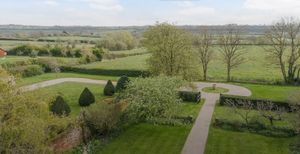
top-left (104, 80), bottom-right (115, 96)
top-left (116, 75), bottom-right (130, 92)
top-left (79, 88), bottom-right (95, 107)
top-left (50, 96), bottom-right (71, 116)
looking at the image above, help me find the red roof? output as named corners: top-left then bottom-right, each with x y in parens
top-left (0, 48), bottom-right (7, 57)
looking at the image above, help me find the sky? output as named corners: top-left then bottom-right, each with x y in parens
top-left (0, 0), bottom-right (299, 26)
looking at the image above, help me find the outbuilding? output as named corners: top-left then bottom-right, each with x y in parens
top-left (0, 48), bottom-right (7, 57)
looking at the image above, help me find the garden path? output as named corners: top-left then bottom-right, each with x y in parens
top-left (20, 78), bottom-right (251, 154)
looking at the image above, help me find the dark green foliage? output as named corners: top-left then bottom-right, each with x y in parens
top-left (104, 80), bottom-right (115, 96)
top-left (50, 96), bottom-right (71, 116)
top-left (214, 118), bottom-right (297, 138)
top-left (219, 94), bottom-right (294, 111)
top-left (79, 88), bottom-right (95, 107)
top-left (178, 91), bottom-right (201, 103)
top-left (60, 66), bottom-right (149, 77)
top-left (9, 44), bottom-right (38, 56)
top-left (92, 47), bottom-right (104, 61)
top-left (116, 75), bottom-right (130, 92)
top-left (290, 136), bottom-right (300, 154)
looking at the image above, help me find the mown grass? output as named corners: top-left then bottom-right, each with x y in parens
top-left (25, 82), bottom-right (109, 116)
top-left (237, 83), bottom-right (300, 101)
top-left (205, 128), bottom-right (295, 154)
top-left (96, 101), bottom-right (204, 154)
top-left (205, 104), bottom-right (296, 154)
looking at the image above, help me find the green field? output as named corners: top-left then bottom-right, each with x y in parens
top-left (26, 82), bottom-right (109, 116)
top-left (77, 54), bottom-right (149, 71)
top-left (0, 56), bottom-right (30, 64)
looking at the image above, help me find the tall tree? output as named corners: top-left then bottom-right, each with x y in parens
top-left (195, 30), bottom-right (214, 81)
top-left (265, 17), bottom-right (300, 84)
top-left (142, 23), bottom-right (198, 78)
top-left (219, 25), bottom-right (245, 82)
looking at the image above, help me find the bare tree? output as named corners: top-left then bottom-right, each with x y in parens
top-left (194, 30), bottom-right (214, 81)
top-left (257, 102), bottom-right (285, 126)
top-left (225, 100), bottom-right (254, 125)
top-left (219, 25), bottom-right (245, 82)
top-left (265, 17), bottom-right (300, 84)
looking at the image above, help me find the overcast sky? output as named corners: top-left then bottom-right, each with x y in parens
top-left (0, 0), bottom-right (299, 26)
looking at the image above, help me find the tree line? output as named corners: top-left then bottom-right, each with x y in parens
top-left (142, 17), bottom-right (300, 84)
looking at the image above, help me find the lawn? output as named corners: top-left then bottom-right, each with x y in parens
top-left (205, 104), bottom-right (296, 154)
top-left (237, 83), bottom-right (300, 101)
top-left (17, 72), bottom-right (120, 86)
top-left (25, 82), bottom-right (109, 116)
top-left (95, 101), bottom-right (204, 154)
top-left (205, 128), bottom-right (295, 154)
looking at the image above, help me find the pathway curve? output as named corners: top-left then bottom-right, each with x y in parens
top-left (20, 78), bottom-right (251, 154)
top-left (181, 82), bottom-right (251, 154)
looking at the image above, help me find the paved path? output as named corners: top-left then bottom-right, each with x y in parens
top-left (20, 78), bottom-right (251, 154)
top-left (181, 82), bottom-right (251, 154)
top-left (19, 78), bottom-right (116, 92)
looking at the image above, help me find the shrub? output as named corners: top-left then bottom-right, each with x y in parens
top-left (119, 76), bottom-right (183, 122)
top-left (104, 80), bottom-right (115, 96)
top-left (22, 65), bottom-right (44, 77)
top-left (9, 44), bottom-right (38, 56)
top-left (85, 102), bottom-right (122, 135)
top-left (36, 58), bottom-right (60, 73)
top-left (79, 88), bottom-right (95, 107)
top-left (92, 47), bottom-right (104, 61)
top-left (50, 96), bottom-right (71, 116)
top-left (116, 75), bottom-right (130, 92)
top-left (178, 91), bottom-right (201, 103)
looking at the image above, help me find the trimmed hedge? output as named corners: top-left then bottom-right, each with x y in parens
top-left (60, 66), bottom-right (149, 77)
top-left (178, 91), bottom-right (201, 103)
top-left (214, 118), bottom-right (297, 137)
top-left (104, 80), bottom-right (115, 96)
top-left (219, 94), bottom-right (295, 111)
top-left (79, 88), bottom-right (95, 107)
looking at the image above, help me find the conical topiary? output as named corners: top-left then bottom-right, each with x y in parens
top-left (50, 96), bottom-right (71, 116)
top-left (104, 80), bottom-right (115, 96)
top-left (79, 88), bottom-right (95, 107)
top-left (116, 75), bottom-right (130, 92)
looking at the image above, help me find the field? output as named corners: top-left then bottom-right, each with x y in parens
top-left (0, 56), bottom-right (30, 64)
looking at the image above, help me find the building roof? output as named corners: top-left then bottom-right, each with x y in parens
top-left (0, 48), bottom-right (7, 57)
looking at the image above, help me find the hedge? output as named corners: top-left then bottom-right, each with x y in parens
top-left (60, 66), bottom-right (149, 77)
top-left (219, 94), bottom-right (296, 111)
top-left (178, 91), bottom-right (201, 103)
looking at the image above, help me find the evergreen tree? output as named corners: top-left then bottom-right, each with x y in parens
top-left (79, 88), bottom-right (95, 107)
top-left (50, 96), bottom-right (71, 116)
top-left (116, 75), bottom-right (130, 92)
top-left (104, 80), bottom-right (115, 96)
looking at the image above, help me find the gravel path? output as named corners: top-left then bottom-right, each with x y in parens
top-left (20, 78), bottom-right (251, 154)
top-left (181, 82), bottom-right (251, 154)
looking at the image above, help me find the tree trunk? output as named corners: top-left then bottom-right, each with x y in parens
top-left (227, 64), bottom-right (231, 82)
top-left (203, 66), bottom-right (207, 81)
top-left (269, 117), bottom-right (274, 126)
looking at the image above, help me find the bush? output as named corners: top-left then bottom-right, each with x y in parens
top-left (85, 102), bottom-right (122, 135)
top-left (92, 47), bottom-right (104, 61)
top-left (36, 58), bottom-right (60, 73)
top-left (8, 44), bottom-right (38, 56)
top-left (104, 80), bottom-right (115, 96)
top-left (22, 65), bottom-right (44, 77)
top-left (50, 96), bottom-right (71, 116)
top-left (214, 118), bottom-right (297, 137)
top-left (79, 88), bottom-right (95, 107)
top-left (116, 75), bottom-right (130, 92)
top-left (178, 91), bottom-right (201, 103)
top-left (219, 94), bottom-right (294, 111)
top-left (119, 76), bottom-right (183, 122)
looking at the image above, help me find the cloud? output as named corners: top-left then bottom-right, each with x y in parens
top-left (244, 0), bottom-right (300, 10)
top-left (43, 0), bottom-right (59, 6)
top-left (178, 6), bottom-right (215, 16)
top-left (83, 0), bottom-right (123, 11)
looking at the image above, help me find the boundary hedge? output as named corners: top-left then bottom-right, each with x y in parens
top-left (219, 94), bottom-right (296, 111)
top-left (60, 66), bottom-right (149, 77)
top-left (178, 91), bottom-right (201, 103)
